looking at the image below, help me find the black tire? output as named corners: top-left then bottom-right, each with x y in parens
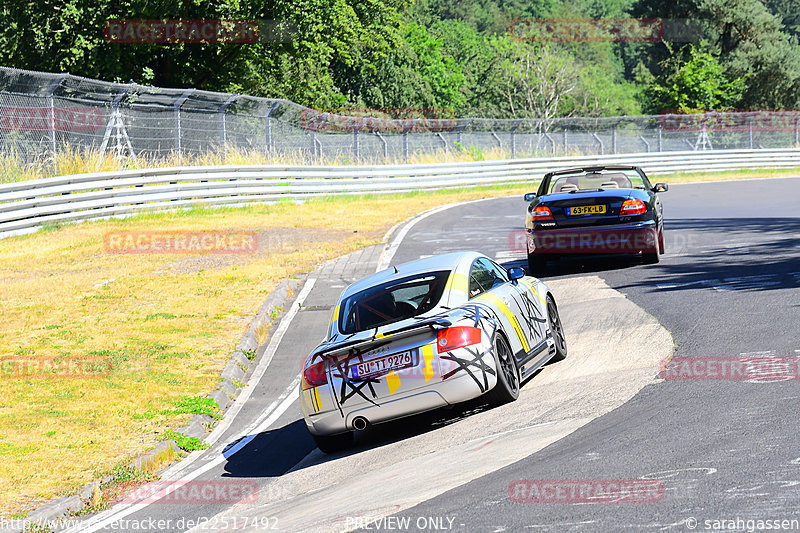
top-left (658, 229), bottom-right (665, 254)
top-left (642, 252), bottom-right (660, 264)
top-left (546, 294), bottom-right (567, 363)
top-left (485, 333), bottom-right (520, 405)
top-left (527, 253), bottom-right (549, 276)
top-left (313, 431), bottom-right (353, 454)
top-left (642, 230), bottom-right (661, 264)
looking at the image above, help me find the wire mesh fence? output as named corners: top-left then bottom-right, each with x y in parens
top-left (2, 66), bottom-right (800, 168)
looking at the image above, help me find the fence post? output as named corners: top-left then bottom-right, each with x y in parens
top-left (795, 115), bottom-right (799, 147)
top-left (264, 101), bottom-right (279, 154)
top-left (375, 132), bottom-right (388, 162)
top-left (591, 132), bottom-right (603, 155)
top-left (45, 73), bottom-right (68, 157)
top-left (511, 119), bottom-right (522, 159)
top-left (612, 123), bottom-right (617, 154)
top-left (174, 88), bottom-right (195, 157)
top-left (748, 114), bottom-right (753, 149)
top-left (543, 133), bottom-right (555, 156)
top-left (219, 93), bottom-right (238, 150)
top-left (562, 128), bottom-right (567, 154)
top-left (657, 124), bottom-right (662, 152)
top-left (310, 130), bottom-right (318, 160)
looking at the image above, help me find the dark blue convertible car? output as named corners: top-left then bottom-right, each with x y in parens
top-left (524, 165), bottom-right (669, 274)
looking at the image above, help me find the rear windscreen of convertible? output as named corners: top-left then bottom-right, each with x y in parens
top-left (340, 270), bottom-right (450, 334)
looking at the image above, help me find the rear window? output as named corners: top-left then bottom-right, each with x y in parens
top-left (339, 270), bottom-right (450, 334)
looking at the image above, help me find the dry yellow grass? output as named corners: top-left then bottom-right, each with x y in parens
top-left (1, 145), bottom-right (510, 184)
top-left (0, 184), bottom-right (533, 517)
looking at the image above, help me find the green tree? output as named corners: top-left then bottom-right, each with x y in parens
top-left (642, 45), bottom-right (745, 112)
top-left (631, 0), bottom-right (800, 109)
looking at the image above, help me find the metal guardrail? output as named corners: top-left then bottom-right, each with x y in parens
top-left (2, 148), bottom-right (799, 237)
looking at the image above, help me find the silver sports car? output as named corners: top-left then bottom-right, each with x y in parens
top-left (298, 251), bottom-right (567, 453)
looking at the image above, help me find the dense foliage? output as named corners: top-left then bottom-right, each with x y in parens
top-left (1, 0), bottom-right (798, 117)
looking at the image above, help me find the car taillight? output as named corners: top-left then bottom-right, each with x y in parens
top-left (301, 359), bottom-right (327, 390)
top-left (531, 205), bottom-right (554, 221)
top-left (437, 326), bottom-right (482, 353)
top-left (620, 198), bottom-right (647, 216)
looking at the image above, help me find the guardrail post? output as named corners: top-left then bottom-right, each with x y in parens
top-left (174, 88), bottom-right (195, 158)
top-left (591, 132), bottom-right (603, 155)
top-left (264, 101), bottom-right (279, 155)
top-left (219, 93), bottom-right (238, 151)
top-left (45, 74), bottom-right (68, 157)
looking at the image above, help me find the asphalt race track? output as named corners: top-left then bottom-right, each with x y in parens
top-left (384, 176), bottom-right (800, 532)
top-left (65, 176), bottom-right (800, 533)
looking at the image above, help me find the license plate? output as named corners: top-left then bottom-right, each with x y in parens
top-left (351, 351), bottom-right (414, 379)
top-left (568, 205), bottom-right (606, 216)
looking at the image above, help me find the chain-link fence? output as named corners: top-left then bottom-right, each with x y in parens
top-left (2, 66), bottom-right (800, 167)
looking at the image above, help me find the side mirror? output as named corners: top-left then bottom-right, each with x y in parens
top-left (508, 267), bottom-right (525, 282)
top-left (652, 183), bottom-right (669, 193)
top-left (523, 193), bottom-right (537, 202)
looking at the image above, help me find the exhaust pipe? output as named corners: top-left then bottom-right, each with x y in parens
top-left (352, 416), bottom-right (369, 431)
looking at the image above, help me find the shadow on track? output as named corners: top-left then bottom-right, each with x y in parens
top-left (221, 396), bottom-right (521, 476)
top-left (500, 218), bottom-right (800, 294)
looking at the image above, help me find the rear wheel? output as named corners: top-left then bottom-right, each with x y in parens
top-left (643, 231), bottom-right (661, 264)
top-left (658, 228), bottom-right (665, 254)
top-left (546, 294), bottom-right (567, 363)
top-left (642, 252), bottom-right (660, 264)
top-left (527, 253), bottom-right (550, 276)
top-left (313, 431), bottom-right (353, 454)
top-left (486, 334), bottom-right (520, 405)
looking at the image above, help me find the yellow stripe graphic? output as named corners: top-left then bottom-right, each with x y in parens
top-left (312, 387), bottom-right (321, 411)
top-left (445, 271), bottom-right (469, 294)
top-left (386, 371), bottom-right (401, 394)
top-left (422, 344), bottom-right (435, 382)
top-left (477, 292), bottom-right (530, 353)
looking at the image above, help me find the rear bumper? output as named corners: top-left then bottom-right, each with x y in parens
top-left (527, 222), bottom-right (659, 255)
top-left (302, 370), bottom-right (488, 436)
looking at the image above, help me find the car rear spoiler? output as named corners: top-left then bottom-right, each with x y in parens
top-left (311, 315), bottom-right (452, 360)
